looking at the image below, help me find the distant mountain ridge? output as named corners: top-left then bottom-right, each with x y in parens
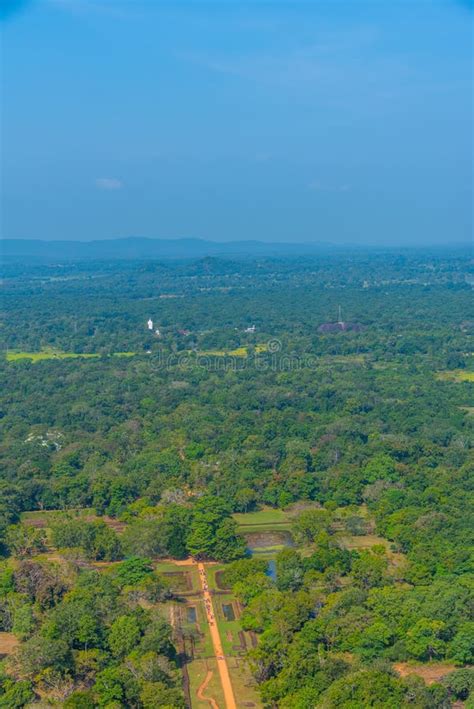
top-left (1, 237), bottom-right (341, 263)
top-left (2, 237), bottom-right (469, 264)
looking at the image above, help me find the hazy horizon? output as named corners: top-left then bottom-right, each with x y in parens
top-left (1, 0), bottom-right (473, 246)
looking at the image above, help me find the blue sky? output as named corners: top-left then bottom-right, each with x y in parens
top-left (1, 0), bottom-right (472, 245)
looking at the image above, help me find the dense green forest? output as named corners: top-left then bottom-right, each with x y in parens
top-left (0, 249), bottom-right (473, 708)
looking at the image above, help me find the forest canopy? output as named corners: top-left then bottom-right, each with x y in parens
top-left (0, 249), bottom-right (473, 707)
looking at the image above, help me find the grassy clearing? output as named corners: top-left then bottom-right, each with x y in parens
top-left (205, 564), bottom-right (226, 591)
top-left (338, 533), bottom-right (393, 551)
top-left (6, 350), bottom-right (136, 362)
top-left (188, 597), bottom-right (215, 659)
top-left (197, 347), bottom-right (247, 358)
top-left (437, 369), bottom-right (474, 382)
top-left (21, 508), bottom-right (94, 529)
top-left (233, 508), bottom-right (291, 529)
top-left (320, 354), bottom-right (366, 365)
top-left (213, 593), bottom-right (245, 656)
top-left (249, 544), bottom-right (290, 557)
top-left (337, 534), bottom-right (406, 571)
top-left (226, 656), bottom-right (261, 708)
top-left (393, 662), bottom-right (458, 685)
top-left (186, 657), bottom-right (226, 709)
top-left (197, 343), bottom-right (268, 358)
top-left (154, 560), bottom-right (190, 574)
top-left (7, 350), bottom-right (98, 362)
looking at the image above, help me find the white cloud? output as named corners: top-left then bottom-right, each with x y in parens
top-left (95, 177), bottom-right (123, 191)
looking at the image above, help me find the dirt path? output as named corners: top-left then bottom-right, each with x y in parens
top-left (0, 632), bottom-right (19, 656)
top-left (393, 662), bottom-right (461, 685)
top-left (197, 562), bottom-right (237, 709)
top-left (197, 669), bottom-right (219, 709)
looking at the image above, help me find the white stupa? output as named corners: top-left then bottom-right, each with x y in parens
top-left (147, 318), bottom-right (153, 330)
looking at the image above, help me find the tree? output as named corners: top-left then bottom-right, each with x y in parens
top-left (359, 621), bottom-right (393, 658)
top-left (5, 524), bottom-right (46, 557)
top-left (352, 551), bottom-right (388, 589)
top-left (448, 622), bottom-right (474, 665)
top-left (108, 615), bottom-right (141, 658)
top-left (222, 558), bottom-right (269, 587)
top-left (14, 560), bottom-right (68, 609)
top-left (234, 573), bottom-right (274, 605)
top-left (362, 454), bottom-right (398, 484)
top-left (344, 515), bottom-right (367, 536)
top-left (15, 635), bottom-right (71, 678)
top-left (63, 691), bottom-right (96, 708)
top-left (12, 603), bottom-right (35, 640)
top-left (140, 681), bottom-right (185, 709)
top-left (50, 519), bottom-right (122, 561)
top-left (139, 615), bottom-right (175, 658)
top-left (93, 666), bottom-right (139, 707)
top-left (113, 556), bottom-right (153, 587)
top-left (234, 487), bottom-right (257, 512)
top-left (318, 668), bottom-right (405, 708)
top-left (276, 549), bottom-right (304, 592)
top-left (442, 669), bottom-right (474, 701)
top-left (406, 619), bottom-right (447, 661)
top-left (291, 509), bottom-right (331, 544)
top-left (0, 679), bottom-right (35, 709)
top-left (186, 520), bottom-right (215, 559)
top-left (213, 519), bottom-right (246, 562)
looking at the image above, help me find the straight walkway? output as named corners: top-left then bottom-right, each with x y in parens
top-left (197, 562), bottom-right (237, 709)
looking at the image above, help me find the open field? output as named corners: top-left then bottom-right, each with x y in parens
top-left (22, 509), bottom-right (127, 534)
top-left (225, 656), bottom-right (261, 709)
top-left (161, 565), bottom-right (201, 594)
top-left (337, 533), bottom-right (406, 571)
top-left (197, 343), bottom-right (268, 358)
top-left (5, 349), bottom-right (136, 362)
top-left (0, 632), bottom-right (19, 657)
top-left (233, 508), bottom-right (290, 526)
top-left (187, 658), bottom-right (225, 709)
top-left (234, 508), bottom-right (295, 558)
top-left (205, 564), bottom-right (227, 591)
top-left (437, 369), bottom-right (474, 382)
top-left (337, 533), bottom-right (394, 551)
top-left (393, 662), bottom-right (460, 685)
top-left (233, 507), bottom-right (292, 532)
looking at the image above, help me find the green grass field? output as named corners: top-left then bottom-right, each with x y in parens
top-left (233, 508), bottom-right (291, 528)
top-left (196, 343), bottom-right (268, 358)
top-left (437, 369), bottom-right (474, 382)
top-left (213, 593), bottom-right (245, 656)
top-left (186, 657), bottom-right (226, 709)
top-left (5, 349), bottom-right (136, 362)
top-left (249, 543), bottom-right (291, 557)
top-left (205, 564), bottom-right (226, 591)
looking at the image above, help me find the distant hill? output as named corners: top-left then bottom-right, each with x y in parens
top-left (1, 237), bottom-right (339, 263)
